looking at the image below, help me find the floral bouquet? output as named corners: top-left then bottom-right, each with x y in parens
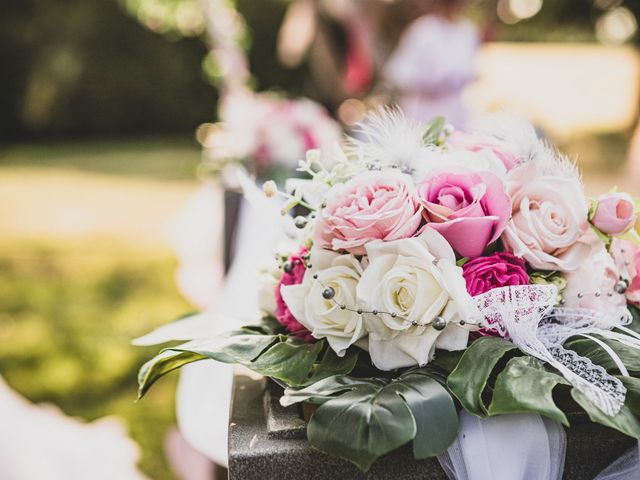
top-left (200, 91), bottom-right (341, 183)
top-left (138, 109), bottom-right (640, 472)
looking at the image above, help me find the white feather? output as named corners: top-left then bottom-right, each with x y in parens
top-left (345, 107), bottom-right (428, 174)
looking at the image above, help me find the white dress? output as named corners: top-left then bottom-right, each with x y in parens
top-left (0, 376), bottom-right (146, 480)
top-left (385, 15), bottom-right (479, 128)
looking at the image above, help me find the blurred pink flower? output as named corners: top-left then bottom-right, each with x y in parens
top-left (564, 236), bottom-right (627, 310)
top-left (449, 132), bottom-right (521, 171)
top-left (417, 169), bottom-right (511, 258)
top-left (314, 171), bottom-right (422, 255)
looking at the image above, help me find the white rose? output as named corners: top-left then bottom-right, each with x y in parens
top-left (501, 162), bottom-right (592, 272)
top-left (281, 248), bottom-right (365, 356)
top-left (357, 228), bottom-right (478, 370)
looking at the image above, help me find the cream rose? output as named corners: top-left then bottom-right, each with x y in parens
top-left (502, 162), bottom-right (592, 272)
top-left (357, 228), bottom-right (477, 370)
top-left (280, 248), bottom-right (365, 355)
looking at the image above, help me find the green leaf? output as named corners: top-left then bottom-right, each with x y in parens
top-left (488, 356), bottom-right (569, 426)
top-left (137, 349), bottom-right (206, 399)
top-left (571, 388), bottom-right (640, 439)
top-left (628, 305), bottom-right (640, 334)
top-left (566, 336), bottom-right (640, 374)
top-left (620, 376), bottom-right (640, 418)
top-left (303, 369), bottom-right (459, 471)
top-left (137, 331), bottom-right (278, 397)
top-left (448, 337), bottom-right (518, 416)
top-left (431, 349), bottom-right (464, 374)
top-left (422, 116), bottom-right (446, 145)
top-left (304, 347), bottom-right (359, 385)
top-left (176, 330), bottom-right (278, 364)
top-left (307, 383), bottom-right (417, 471)
top-left (281, 375), bottom-right (382, 407)
top-left (395, 370), bottom-right (459, 460)
top-left (249, 338), bottom-right (324, 385)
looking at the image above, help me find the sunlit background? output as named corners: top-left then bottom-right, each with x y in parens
top-left (1, 1), bottom-right (640, 479)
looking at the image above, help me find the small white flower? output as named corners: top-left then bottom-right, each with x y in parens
top-left (262, 180), bottom-right (278, 198)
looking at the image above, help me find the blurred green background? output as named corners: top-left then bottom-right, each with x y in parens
top-left (1, 1), bottom-right (640, 479)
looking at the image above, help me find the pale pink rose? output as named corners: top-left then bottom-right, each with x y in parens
top-left (563, 232), bottom-right (627, 310)
top-left (416, 169), bottom-right (511, 258)
top-left (314, 171), bottom-right (422, 254)
top-left (611, 239), bottom-right (640, 306)
top-left (591, 192), bottom-right (637, 236)
top-left (449, 132), bottom-right (521, 171)
top-left (501, 162), bottom-right (592, 272)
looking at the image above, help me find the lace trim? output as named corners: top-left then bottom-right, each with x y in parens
top-left (473, 285), bottom-right (629, 417)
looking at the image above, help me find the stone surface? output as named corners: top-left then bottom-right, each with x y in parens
top-left (228, 374), bottom-right (636, 480)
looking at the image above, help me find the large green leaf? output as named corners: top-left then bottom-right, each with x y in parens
top-left (137, 348), bottom-right (206, 399)
top-left (281, 375), bottom-right (382, 407)
top-left (304, 347), bottom-right (359, 386)
top-left (307, 384), bottom-right (417, 471)
top-left (180, 330), bottom-right (278, 364)
top-left (422, 116), bottom-right (446, 145)
top-left (304, 369), bottom-right (460, 471)
top-left (138, 331), bottom-right (277, 396)
top-left (488, 356), bottom-right (569, 426)
top-left (566, 337), bottom-right (640, 374)
top-left (395, 370), bottom-right (459, 460)
top-left (448, 337), bottom-right (518, 416)
top-left (571, 388), bottom-right (640, 439)
top-left (248, 338), bottom-right (324, 385)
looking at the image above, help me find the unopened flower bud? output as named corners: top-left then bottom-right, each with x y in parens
top-left (263, 180), bottom-right (277, 198)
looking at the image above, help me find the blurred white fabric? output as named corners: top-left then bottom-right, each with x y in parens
top-left (169, 176), bottom-right (289, 467)
top-left (0, 376), bottom-right (146, 480)
top-left (385, 15), bottom-right (479, 128)
top-left (437, 411), bottom-right (566, 480)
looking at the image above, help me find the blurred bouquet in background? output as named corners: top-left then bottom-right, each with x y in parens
top-left (198, 91), bottom-right (341, 184)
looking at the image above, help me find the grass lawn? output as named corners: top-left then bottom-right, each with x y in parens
top-left (0, 135), bottom-right (207, 480)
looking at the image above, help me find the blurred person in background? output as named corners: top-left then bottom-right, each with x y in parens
top-left (384, 0), bottom-right (480, 128)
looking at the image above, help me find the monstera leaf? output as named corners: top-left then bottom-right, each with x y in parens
top-left (447, 336), bottom-right (519, 416)
top-left (488, 356), bottom-right (569, 426)
top-left (285, 368), bottom-right (458, 471)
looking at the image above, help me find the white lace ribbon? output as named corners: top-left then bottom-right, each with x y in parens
top-left (473, 285), bottom-right (635, 417)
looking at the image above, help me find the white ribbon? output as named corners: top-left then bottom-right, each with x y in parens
top-left (473, 285), bottom-right (635, 417)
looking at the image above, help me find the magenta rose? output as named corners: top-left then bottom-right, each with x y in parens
top-left (416, 169), bottom-right (511, 258)
top-left (591, 192), bottom-right (637, 236)
top-left (275, 248), bottom-right (313, 340)
top-left (314, 170), bottom-right (422, 254)
top-left (462, 252), bottom-right (529, 296)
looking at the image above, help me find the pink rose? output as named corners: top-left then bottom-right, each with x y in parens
top-left (611, 239), bottom-right (640, 306)
top-left (449, 132), bottom-right (521, 171)
top-left (314, 171), bottom-right (422, 254)
top-left (501, 162), bottom-right (592, 272)
top-left (591, 192), bottom-right (637, 236)
top-left (462, 252), bottom-right (529, 296)
top-left (275, 248), bottom-right (313, 340)
top-left (564, 235), bottom-right (627, 311)
top-left (416, 169), bottom-right (511, 258)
